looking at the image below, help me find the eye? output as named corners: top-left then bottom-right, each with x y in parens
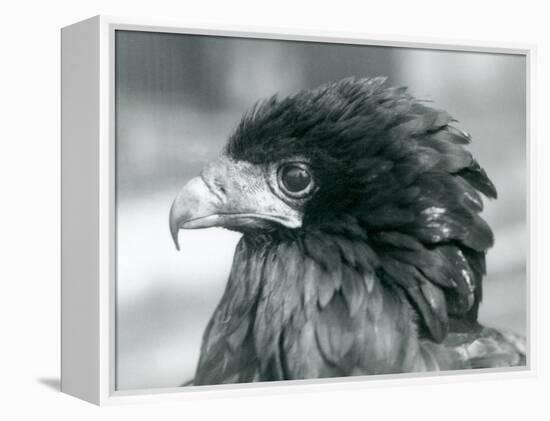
top-left (278, 163), bottom-right (314, 198)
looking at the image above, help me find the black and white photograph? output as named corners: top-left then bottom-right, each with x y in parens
top-left (4, 0), bottom-right (550, 418)
top-left (114, 29), bottom-right (527, 391)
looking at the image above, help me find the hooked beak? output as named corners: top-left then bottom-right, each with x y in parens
top-left (169, 176), bottom-right (227, 250)
top-left (169, 157), bottom-right (303, 250)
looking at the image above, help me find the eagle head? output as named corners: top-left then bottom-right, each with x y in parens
top-left (169, 77), bottom-right (497, 357)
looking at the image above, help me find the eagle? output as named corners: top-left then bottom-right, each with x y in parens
top-left (169, 77), bottom-right (525, 386)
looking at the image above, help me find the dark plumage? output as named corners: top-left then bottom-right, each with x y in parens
top-left (169, 77), bottom-right (525, 385)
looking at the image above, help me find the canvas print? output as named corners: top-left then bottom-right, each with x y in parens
top-left (115, 30), bottom-right (527, 390)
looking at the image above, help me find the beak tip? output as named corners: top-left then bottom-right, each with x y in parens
top-left (169, 216), bottom-right (181, 252)
top-left (169, 197), bottom-right (182, 251)
top-left (170, 225), bottom-right (181, 251)
top-left (170, 175), bottom-right (221, 251)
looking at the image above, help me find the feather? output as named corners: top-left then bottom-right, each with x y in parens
top-left (419, 281), bottom-right (448, 327)
top-left (254, 242), bottom-right (303, 368)
top-left (393, 148), bottom-right (442, 185)
top-left (341, 264), bottom-right (366, 316)
top-left (362, 205), bottom-right (416, 228)
top-left (380, 255), bottom-right (450, 342)
top-left (405, 285), bottom-right (448, 343)
top-left (458, 160), bottom-right (498, 199)
top-left (318, 270), bottom-right (338, 308)
top-left (430, 125), bottom-right (472, 145)
top-left (302, 232), bottom-right (343, 306)
top-left (302, 256), bottom-right (324, 306)
top-left (372, 231), bottom-right (424, 251)
top-left (282, 317), bottom-right (338, 379)
top-left (334, 235), bottom-right (359, 267)
top-left (315, 292), bottom-right (356, 365)
top-left (226, 318), bottom-right (251, 352)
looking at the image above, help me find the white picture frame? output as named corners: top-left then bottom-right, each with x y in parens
top-left (61, 15), bottom-right (535, 405)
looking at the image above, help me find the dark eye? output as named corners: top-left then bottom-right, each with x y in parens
top-left (278, 163), bottom-right (314, 198)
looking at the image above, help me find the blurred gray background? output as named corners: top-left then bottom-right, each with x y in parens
top-left (115, 30), bottom-right (527, 391)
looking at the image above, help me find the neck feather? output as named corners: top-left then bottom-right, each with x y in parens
top-left (220, 230), bottom-right (423, 378)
